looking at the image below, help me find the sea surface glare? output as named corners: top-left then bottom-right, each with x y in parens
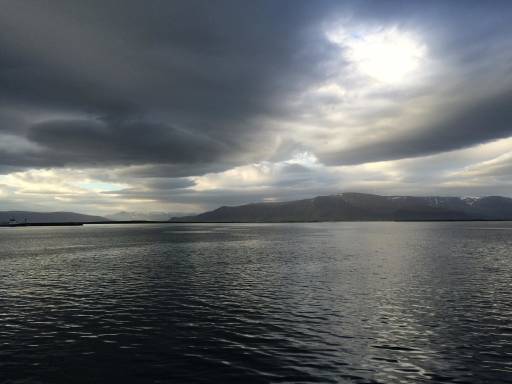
top-left (1, 222), bottom-right (511, 383)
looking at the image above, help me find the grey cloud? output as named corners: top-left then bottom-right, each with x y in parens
top-left (114, 163), bottom-right (231, 179)
top-left (142, 178), bottom-right (196, 191)
top-left (0, 0), bottom-right (337, 172)
top-left (457, 155), bottom-right (512, 181)
top-left (320, 90), bottom-right (512, 165)
top-left (2, 0), bottom-right (512, 171)
top-left (26, 118), bottom-right (230, 166)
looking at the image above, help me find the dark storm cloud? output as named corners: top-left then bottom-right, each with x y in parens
top-left (1, 0), bottom-right (512, 175)
top-left (26, 118), bottom-right (230, 166)
top-left (0, 0), bottom-right (338, 172)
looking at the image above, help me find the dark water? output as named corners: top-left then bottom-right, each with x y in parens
top-left (1, 222), bottom-right (512, 383)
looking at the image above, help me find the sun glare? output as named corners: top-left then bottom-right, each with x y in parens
top-left (328, 27), bottom-right (427, 85)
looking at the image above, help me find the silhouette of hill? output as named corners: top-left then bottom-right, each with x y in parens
top-left (0, 211), bottom-right (108, 224)
top-left (170, 193), bottom-right (512, 222)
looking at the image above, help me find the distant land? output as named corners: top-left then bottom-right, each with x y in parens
top-left (170, 193), bottom-right (512, 222)
top-left (107, 211), bottom-right (174, 221)
top-left (0, 211), bottom-right (108, 225)
top-left (4, 192), bottom-right (512, 226)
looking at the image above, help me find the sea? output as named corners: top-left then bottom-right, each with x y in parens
top-left (1, 222), bottom-right (511, 383)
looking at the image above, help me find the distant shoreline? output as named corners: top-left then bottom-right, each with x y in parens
top-left (0, 220), bottom-right (168, 227)
top-left (2, 219), bottom-right (512, 227)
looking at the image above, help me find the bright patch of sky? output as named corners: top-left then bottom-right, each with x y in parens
top-left (76, 181), bottom-right (126, 192)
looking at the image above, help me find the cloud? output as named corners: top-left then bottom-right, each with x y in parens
top-left (26, 118), bottom-right (232, 167)
top-left (0, 0), bottom-right (337, 173)
top-left (319, 89), bottom-right (512, 165)
top-left (1, 1), bottom-right (512, 212)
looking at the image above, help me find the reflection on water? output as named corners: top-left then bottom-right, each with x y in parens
top-left (1, 222), bottom-right (511, 383)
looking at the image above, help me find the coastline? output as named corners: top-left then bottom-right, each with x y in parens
top-left (2, 219), bottom-right (512, 227)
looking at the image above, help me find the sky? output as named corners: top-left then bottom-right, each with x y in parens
top-left (1, 0), bottom-right (512, 216)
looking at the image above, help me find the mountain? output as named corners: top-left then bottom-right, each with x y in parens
top-left (0, 211), bottom-right (109, 224)
top-left (170, 193), bottom-right (512, 222)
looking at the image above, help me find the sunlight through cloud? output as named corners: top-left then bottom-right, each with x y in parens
top-left (328, 26), bottom-right (427, 85)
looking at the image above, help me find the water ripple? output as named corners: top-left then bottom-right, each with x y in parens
top-left (1, 222), bottom-right (512, 383)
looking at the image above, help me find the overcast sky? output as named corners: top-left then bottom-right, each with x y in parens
top-left (1, 0), bottom-right (512, 215)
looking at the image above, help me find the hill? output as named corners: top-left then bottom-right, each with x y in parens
top-left (170, 193), bottom-right (512, 222)
top-left (0, 211), bottom-right (109, 224)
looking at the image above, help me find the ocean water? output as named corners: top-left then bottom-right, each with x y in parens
top-left (1, 222), bottom-right (511, 383)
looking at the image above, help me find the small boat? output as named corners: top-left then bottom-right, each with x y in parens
top-left (8, 217), bottom-right (18, 226)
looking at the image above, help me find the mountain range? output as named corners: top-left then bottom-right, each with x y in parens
top-left (0, 211), bottom-right (108, 224)
top-left (170, 193), bottom-right (512, 222)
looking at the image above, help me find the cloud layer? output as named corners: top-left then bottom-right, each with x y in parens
top-left (1, 1), bottom-right (512, 214)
